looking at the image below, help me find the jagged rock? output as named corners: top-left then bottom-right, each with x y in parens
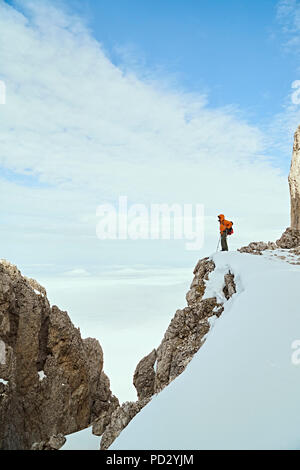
top-left (94, 256), bottom-right (236, 450)
top-left (98, 257), bottom-right (236, 449)
top-left (99, 398), bottom-right (151, 450)
top-left (238, 241), bottom-right (277, 255)
top-left (31, 434), bottom-right (66, 451)
top-left (92, 398), bottom-right (119, 437)
top-left (91, 372), bottom-right (120, 436)
top-left (0, 260), bottom-right (117, 450)
top-left (153, 257), bottom-right (233, 394)
top-left (289, 125), bottom-right (300, 231)
top-left (154, 301), bottom-right (216, 393)
top-left (223, 273), bottom-right (236, 300)
top-left (133, 258), bottom-right (234, 396)
top-left (133, 349), bottom-right (157, 400)
top-left (276, 228), bottom-right (300, 249)
top-left (82, 339), bottom-right (118, 421)
top-left (186, 257), bottom-right (215, 306)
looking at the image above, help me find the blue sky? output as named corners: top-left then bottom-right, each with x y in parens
top-left (65, 0), bottom-right (296, 122)
top-left (6, 0), bottom-right (296, 121)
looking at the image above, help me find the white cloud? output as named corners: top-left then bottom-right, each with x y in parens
top-left (263, 1), bottom-right (300, 158)
top-left (63, 268), bottom-right (91, 277)
top-left (277, 0), bottom-right (300, 35)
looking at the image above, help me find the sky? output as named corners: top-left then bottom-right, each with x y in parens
top-left (1, 0), bottom-right (300, 401)
top-left (68, 0), bottom-right (296, 122)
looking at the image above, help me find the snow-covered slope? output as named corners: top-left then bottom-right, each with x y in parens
top-left (62, 427), bottom-right (99, 450)
top-left (110, 251), bottom-right (300, 450)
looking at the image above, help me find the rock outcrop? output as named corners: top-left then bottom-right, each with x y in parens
top-left (31, 434), bottom-right (66, 451)
top-left (96, 398), bottom-right (151, 450)
top-left (96, 256), bottom-right (236, 449)
top-left (133, 349), bottom-right (156, 400)
top-left (0, 260), bottom-right (118, 450)
top-left (238, 231), bottom-right (300, 253)
top-left (149, 257), bottom-right (236, 396)
top-left (276, 227), bottom-right (300, 249)
top-left (289, 125), bottom-right (300, 231)
top-left (238, 241), bottom-right (277, 255)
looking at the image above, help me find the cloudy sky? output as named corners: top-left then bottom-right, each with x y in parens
top-left (1, 0), bottom-right (300, 401)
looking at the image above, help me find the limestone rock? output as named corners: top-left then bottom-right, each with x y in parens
top-left (131, 257), bottom-right (237, 397)
top-left (135, 257), bottom-right (235, 396)
top-left (291, 246), bottom-right (300, 255)
top-left (133, 349), bottom-right (157, 400)
top-left (238, 241), bottom-right (277, 255)
top-left (276, 227), bottom-right (300, 249)
top-left (223, 272), bottom-right (237, 300)
top-left (0, 260), bottom-right (117, 450)
top-left (289, 125), bottom-right (300, 231)
top-left (186, 257), bottom-right (215, 306)
top-left (99, 398), bottom-right (151, 450)
top-left (153, 258), bottom-right (228, 394)
top-left (91, 372), bottom-right (119, 436)
top-left (31, 434), bottom-right (66, 451)
top-left (94, 256), bottom-right (236, 450)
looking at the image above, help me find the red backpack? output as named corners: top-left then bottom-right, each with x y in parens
top-left (227, 221), bottom-right (234, 235)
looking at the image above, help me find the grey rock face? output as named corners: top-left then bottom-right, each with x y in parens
top-left (131, 258), bottom-right (219, 402)
top-left (133, 349), bottom-right (157, 400)
top-left (99, 398), bottom-right (151, 450)
top-left (223, 273), bottom-right (237, 300)
top-left (238, 241), bottom-right (277, 255)
top-left (289, 125), bottom-right (300, 231)
top-left (31, 434), bottom-right (66, 451)
top-left (92, 374), bottom-right (120, 437)
top-left (276, 227), bottom-right (300, 249)
top-left (153, 257), bottom-right (229, 394)
top-left (0, 260), bottom-right (118, 450)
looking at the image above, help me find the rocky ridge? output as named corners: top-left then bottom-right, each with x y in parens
top-left (238, 228), bottom-right (300, 261)
top-left (289, 125), bottom-right (300, 231)
top-left (94, 256), bottom-right (237, 449)
top-left (0, 260), bottom-right (118, 450)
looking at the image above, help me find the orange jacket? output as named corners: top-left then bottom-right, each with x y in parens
top-left (218, 214), bottom-right (232, 234)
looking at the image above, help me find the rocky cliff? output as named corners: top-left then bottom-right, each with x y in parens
top-left (0, 255), bottom-right (237, 450)
top-left (94, 257), bottom-right (237, 450)
top-left (0, 260), bottom-right (118, 450)
top-left (289, 125), bottom-right (300, 231)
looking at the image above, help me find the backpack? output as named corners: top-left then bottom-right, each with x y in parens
top-left (227, 221), bottom-right (234, 236)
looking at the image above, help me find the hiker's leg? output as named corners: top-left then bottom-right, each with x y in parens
top-left (224, 235), bottom-right (228, 251)
top-left (221, 232), bottom-right (228, 251)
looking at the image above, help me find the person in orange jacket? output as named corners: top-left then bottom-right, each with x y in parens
top-left (218, 214), bottom-right (232, 251)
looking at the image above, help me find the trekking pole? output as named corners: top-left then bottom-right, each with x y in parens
top-left (216, 235), bottom-right (221, 252)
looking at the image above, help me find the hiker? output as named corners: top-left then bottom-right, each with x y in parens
top-left (218, 214), bottom-right (233, 251)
